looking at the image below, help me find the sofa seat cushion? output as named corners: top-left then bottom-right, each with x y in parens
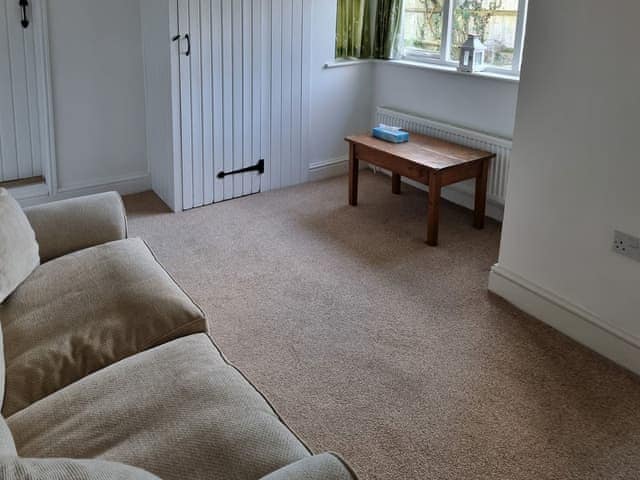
top-left (0, 238), bottom-right (208, 417)
top-left (8, 334), bottom-right (312, 480)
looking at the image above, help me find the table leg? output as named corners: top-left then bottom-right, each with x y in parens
top-left (474, 158), bottom-right (490, 229)
top-left (392, 173), bottom-right (401, 194)
top-left (348, 143), bottom-right (359, 206)
top-left (427, 173), bottom-right (441, 246)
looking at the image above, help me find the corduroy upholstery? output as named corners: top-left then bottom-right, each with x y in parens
top-left (0, 188), bottom-right (40, 413)
top-left (8, 334), bottom-right (322, 480)
top-left (0, 458), bottom-right (161, 480)
top-left (0, 238), bottom-right (208, 417)
top-left (24, 192), bottom-right (127, 263)
top-left (1, 192), bottom-right (356, 480)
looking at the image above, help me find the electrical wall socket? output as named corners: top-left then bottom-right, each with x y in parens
top-left (613, 230), bottom-right (640, 262)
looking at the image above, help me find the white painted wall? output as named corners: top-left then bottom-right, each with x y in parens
top-left (139, 0), bottom-right (176, 209)
top-left (47, 0), bottom-right (148, 193)
top-left (372, 63), bottom-right (519, 140)
top-left (491, 0), bottom-right (640, 373)
top-left (310, 0), bottom-right (520, 177)
top-left (37, 0), bottom-right (519, 203)
top-left (308, 0), bottom-right (374, 174)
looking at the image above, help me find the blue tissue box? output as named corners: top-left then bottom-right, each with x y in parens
top-left (372, 126), bottom-right (409, 144)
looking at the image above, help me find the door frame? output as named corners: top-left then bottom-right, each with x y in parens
top-left (6, 0), bottom-right (57, 202)
top-left (169, 0), bottom-right (184, 212)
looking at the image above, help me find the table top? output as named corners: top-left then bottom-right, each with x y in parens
top-left (345, 133), bottom-right (495, 171)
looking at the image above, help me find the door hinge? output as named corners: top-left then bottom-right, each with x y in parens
top-left (217, 159), bottom-right (265, 179)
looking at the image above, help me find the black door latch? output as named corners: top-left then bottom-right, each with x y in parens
top-left (172, 33), bottom-right (191, 56)
top-left (217, 159), bottom-right (264, 179)
top-left (20, 0), bottom-right (29, 29)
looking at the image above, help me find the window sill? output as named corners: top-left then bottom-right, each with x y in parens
top-left (324, 58), bottom-right (372, 69)
top-left (382, 59), bottom-right (520, 83)
top-left (325, 58), bottom-right (520, 84)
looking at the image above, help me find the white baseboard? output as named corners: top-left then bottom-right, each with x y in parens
top-left (17, 173), bottom-right (152, 207)
top-left (308, 156), bottom-right (350, 182)
top-left (489, 264), bottom-right (640, 376)
top-left (369, 165), bottom-right (504, 222)
top-left (8, 182), bottom-right (51, 201)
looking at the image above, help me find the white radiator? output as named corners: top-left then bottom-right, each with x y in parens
top-left (376, 107), bottom-right (512, 207)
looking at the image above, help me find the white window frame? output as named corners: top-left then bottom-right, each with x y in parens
top-left (402, 0), bottom-right (529, 76)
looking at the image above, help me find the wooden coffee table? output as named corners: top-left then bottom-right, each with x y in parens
top-left (345, 133), bottom-right (495, 246)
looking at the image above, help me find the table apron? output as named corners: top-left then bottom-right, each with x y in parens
top-left (440, 161), bottom-right (486, 187)
top-left (354, 144), bottom-right (430, 184)
top-left (354, 143), bottom-right (489, 187)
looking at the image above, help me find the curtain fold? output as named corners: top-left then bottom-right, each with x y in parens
top-left (373, 0), bottom-right (404, 59)
top-left (335, 0), bottom-right (371, 59)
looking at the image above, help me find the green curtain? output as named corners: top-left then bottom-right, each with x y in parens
top-left (373, 0), bottom-right (403, 59)
top-left (335, 0), bottom-right (371, 59)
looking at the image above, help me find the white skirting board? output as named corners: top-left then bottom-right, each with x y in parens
top-left (308, 156), bottom-right (349, 182)
top-left (489, 264), bottom-right (640, 376)
top-left (15, 174), bottom-right (151, 208)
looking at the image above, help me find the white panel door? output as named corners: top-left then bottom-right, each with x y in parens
top-left (0, 0), bottom-right (50, 183)
top-left (175, 0), bottom-right (310, 210)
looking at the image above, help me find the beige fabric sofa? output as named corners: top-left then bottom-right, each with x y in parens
top-left (0, 190), bottom-right (356, 480)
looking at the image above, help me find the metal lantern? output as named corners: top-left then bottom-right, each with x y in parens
top-left (458, 34), bottom-right (486, 73)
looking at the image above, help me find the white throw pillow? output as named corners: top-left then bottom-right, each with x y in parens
top-left (0, 188), bottom-right (39, 303)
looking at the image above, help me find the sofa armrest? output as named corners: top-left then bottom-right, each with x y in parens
top-left (260, 454), bottom-right (358, 480)
top-left (24, 192), bottom-right (127, 262)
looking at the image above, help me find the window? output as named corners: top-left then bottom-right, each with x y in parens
top-left (402, 0), bottom-right (528, 75)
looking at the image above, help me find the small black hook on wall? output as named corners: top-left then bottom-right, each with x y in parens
top-left (19, 0), bottom-right (29, 29)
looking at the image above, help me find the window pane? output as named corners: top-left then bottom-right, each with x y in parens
top-left (451, 0), bottom-right (520, 69)
top-left (403, 0), bottom-right (444, 55)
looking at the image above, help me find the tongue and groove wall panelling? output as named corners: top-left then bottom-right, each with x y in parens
top-left (175, 0), bottom-right (311, 209)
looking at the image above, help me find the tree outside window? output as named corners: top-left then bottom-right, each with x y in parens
top-left (403, 0), bottom-right (524, 71)
top-left (403, 0), bottom-right (444, 55)
top-left (451, 0), bottom-right (519, 68)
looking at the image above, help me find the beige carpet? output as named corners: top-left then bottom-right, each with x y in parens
top-left (124, 172), bottom-right (640, 480)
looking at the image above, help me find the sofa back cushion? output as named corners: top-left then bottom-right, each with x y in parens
top-left (0, 188), bottom-right (39, 304)
top-left (1, 238), bottom-right (208, 417)
top-left (24, 191), bottom-right (127, 262)
top-left (0, 457), bottom-right (161, 479)
top-left (0, 188), bottom-right (39, 412)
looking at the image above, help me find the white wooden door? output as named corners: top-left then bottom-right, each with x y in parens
top-left (0, 0), bottom-right (50, 183)
top-left (175, 0), bottom-right (311, 210)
